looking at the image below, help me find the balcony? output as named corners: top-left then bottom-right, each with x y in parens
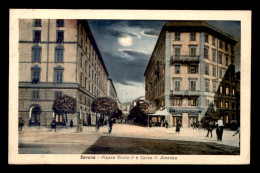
top-left (170, 90), bottom-right (200, 97)
top-left (170, 55), bottom-right (199, 63)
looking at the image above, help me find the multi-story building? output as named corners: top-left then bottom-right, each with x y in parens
top-left (107, 78), bottom-right (121, 110)
top-left (144, 21), bottom-right (238, 128)
top-left (19, 19), bottom-right (109, 127)
top-left (121, 102), bottom-right (131, 117)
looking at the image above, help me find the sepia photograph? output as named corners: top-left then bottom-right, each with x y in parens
top-left (9, 9), bottom-right (251, 164)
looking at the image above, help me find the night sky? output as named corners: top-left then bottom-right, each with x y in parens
top-left (88, 20), bottom-right (241, 103)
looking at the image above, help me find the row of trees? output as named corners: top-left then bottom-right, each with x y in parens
top-left (52, 95), bottom-right (122, 124)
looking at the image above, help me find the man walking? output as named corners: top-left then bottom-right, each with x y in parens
top-left (18, 117), bottom-right (24, 131)
top-left (108, 118), bottom-right (114, 133)
top-left (206, 120), bottom-right (214, 138)
top-left (51, 119), bottom-right (56, 131)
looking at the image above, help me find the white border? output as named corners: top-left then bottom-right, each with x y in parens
top-left (9, 9), bottom-right (251, 165)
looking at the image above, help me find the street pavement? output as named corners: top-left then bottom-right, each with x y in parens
top-left (18, 123), bottom-right (239, 154)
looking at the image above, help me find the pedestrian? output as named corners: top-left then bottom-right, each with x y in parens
top-left (70, 119), bottom-right (73, 128)
top-left (175, 121), bottom-right (181, 134)
top-left (18, 117), bottom-right (24, 131)
top-left (96, 120), bottom-right (100, 131)
top-left (108, 118), bottom-right (114, 133)
top-left (232, 127), bottom-right (240, 147)
top-left (206, 120), bottom-right (214, 138)
top-left (216, 117), bottom-right (224, 141)
top-left (165, 120), bottom-right (168, 129)
top-left (51, 119), bottom-right (56, 131)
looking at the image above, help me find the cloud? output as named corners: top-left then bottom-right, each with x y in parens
top-left (101, 50), bottom-right (149, 85)
top-left (141, 30), bottom-right (160, 37)
top-left (118, 49), bottom-right (150, 58)
top-left (114, 82), bottom-right (145, 103)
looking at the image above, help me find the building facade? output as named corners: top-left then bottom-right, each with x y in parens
top-left (107, 78), bottom-right (121, 110)
top-left (19, 19), bottom-right (109, 126)
top-left (144, 21), bottom-right (238, 128)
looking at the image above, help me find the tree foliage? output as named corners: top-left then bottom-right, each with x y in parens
top-left (52, 95), bottom-right (76, 115)
top-left (128, 101), bottom-right (156, 126)
top-left (91, 97), bottom-right (119, 118)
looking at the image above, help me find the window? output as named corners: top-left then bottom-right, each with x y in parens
top-left (205, 34), bottom-right (209, 43)
top-left (212, 37), bottom-right (216, 46)
top-left (232, 88), bottom-right (235, 96)
top-left (232, 102), bottom-right (235, 110)
top-left (213, 81), bottom-right (217, 92)
top-left (204, 47), bottom-right (209, 59)
top-left (190, 46), bottom-right (197, 56)
top-left (174, 65), bottom-right (181, 74)
top-left (33, 30), bottom-right (41, 43)
top-left (225, 101), bottom-right (229, 109)
top-left (54, 66), bottom-right (64, 83)
top-left (190, 33), bottom-right (196, 41)
top-left (85, 77), bottom-right (88, 89)
top-left (225, 86), bottom-right (230, 95)
top-left (55, 46), bottom-right (64, 62)
top-left (32, 90), bottom-right (40, 99)
top-left (231, 46), bottom-right (234, 54)
top-left (212, 65), bottom-right (216, 77)
top-left (188, 65), bottom-right (198, 74)
top-left (56, 19), bottom-right (64, 27)
top-left (174, 32), bottom-right (180, 41)
top-left (174, 46), bottom-right (181, 56)
top-left (219, 85), bottom-right (223, 94)
top-left (219, 40), bottom-right (223, 49)
top-left (225, 55), bottom-right (229, 66)
top-left (212, 49), bottom-right (216, 62)
top-left (80, 73), bottom-right (83, 86)
top-left (218, 52), bottom-right (223, 64)
top-left (80, 53), bottom-right (83, 67)
top-left (89, 65), bottom-right (91, 77)
top-left (34, 19), bottom-right (41, 27)
top-left (173, 98), bottom-right (182, 106)
top-left (225, 43), bottom-right (228, 51)
top-left (54, 91), bottom-right (62, 98)
top-left (189, 80), bottom-right (197, 91)
top-left (205, 79), bottom-right (210, 92)
top-left (174, 79), bottom-right (181, 91)
top-left (219, 101), bottom-right (223, 108)
top-left (188, 98), bottom-right (198, 106)
top-left (56, 30), bottom-right (64, 43)
top-left (205, 63), bottom-right (209, 75)
top-left (31, 65), bottom-right (40, 84)
top-left (32, 46), bottom-right (42, 63)
top-left (219, 68), bottom-right (223, 78)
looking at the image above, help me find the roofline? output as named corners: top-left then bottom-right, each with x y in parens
top-left (79, 20), bottom-right (109, 77)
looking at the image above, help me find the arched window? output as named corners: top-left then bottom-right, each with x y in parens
top-left (55, 46), bottom-right (64, 62)
top-left (32, 46), bottom-right (42, 63)
top-left (31, 65), bottom-right (41, 84)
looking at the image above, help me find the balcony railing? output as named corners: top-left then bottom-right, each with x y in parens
top-left (170, 90), bottom-right (200, 96)
top-left (170, 55), bottom-right (199, 63)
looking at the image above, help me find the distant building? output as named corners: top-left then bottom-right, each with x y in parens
top-left (130, 96), bottom-right (145, 110)
top-left (144, 21), bottom-right (238, 128)
top-left (107, 78), bottom-right (121, 110)
top-left (121, 102), bottom-right (131, 117)
top-left (19, 19), bottom-right (109, 126)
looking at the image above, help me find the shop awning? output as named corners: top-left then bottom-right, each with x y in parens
top-left (149, 109), bottom-right (169, 116)
top-left (169, 108), bottom-right (202, 113)
top-left (205, 111), bottom-right (220, 120)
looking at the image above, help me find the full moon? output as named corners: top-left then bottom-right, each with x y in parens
top-left (118, 35), bottom-right (133, 47)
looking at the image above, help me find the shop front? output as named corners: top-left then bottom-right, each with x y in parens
top-left (148, 109), bottom-right (169, 127)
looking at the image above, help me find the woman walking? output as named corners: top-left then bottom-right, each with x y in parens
top-left (175, 121), bottom-right (181, 134)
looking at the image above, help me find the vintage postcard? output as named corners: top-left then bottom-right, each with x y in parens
top-left (9, 9), bottom-right (251, 164)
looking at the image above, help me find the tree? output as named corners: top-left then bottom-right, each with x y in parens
top-left (128, 101), bottom-right (156, 126)
top-left (91, 97), bottom-right (119, 120)
top-left (52, 95), bottom-right (76, 123)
